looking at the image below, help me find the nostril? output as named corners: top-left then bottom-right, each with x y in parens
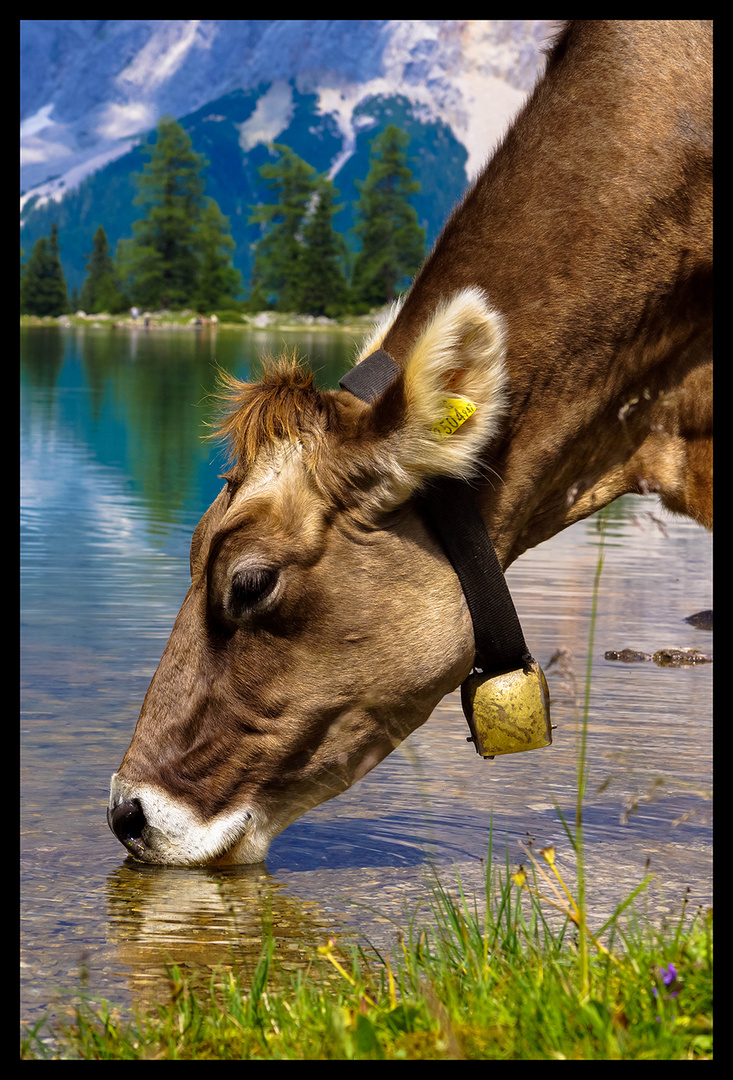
top-left (108, 798), bottom-right (147, 852)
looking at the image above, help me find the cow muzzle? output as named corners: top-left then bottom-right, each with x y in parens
top-left (107, 773), bottom-right (268, 865)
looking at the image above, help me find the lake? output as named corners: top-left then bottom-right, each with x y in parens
top-left (20, 324), bottom-right (712, 1038)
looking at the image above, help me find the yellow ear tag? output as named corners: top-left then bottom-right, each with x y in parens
top-left (431, 396), bottom-right (477, 439)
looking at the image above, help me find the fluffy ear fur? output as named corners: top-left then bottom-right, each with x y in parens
top-left (354, 288), bottom-right (508, 508)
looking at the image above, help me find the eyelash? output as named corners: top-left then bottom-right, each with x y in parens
top-left (219, 472), bottom-right (238, 498)
top-left (229, 567), bottom-right (278, 611)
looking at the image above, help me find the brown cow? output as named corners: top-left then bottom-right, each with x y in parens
top-left (108, 20), bottom-right (712, 865)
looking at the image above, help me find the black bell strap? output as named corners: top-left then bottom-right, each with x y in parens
top-left (339, 350), bottom-right (534, 675)
top-left (339, 348), bottom-right (400, 401)
top-left (420, 476), bottom-right (533, 672)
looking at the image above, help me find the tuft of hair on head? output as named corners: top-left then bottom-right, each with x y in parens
top-left (207, 353), bottom-right (329, 471)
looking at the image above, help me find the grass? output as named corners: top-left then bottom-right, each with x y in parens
top-left (20, 853), bottom-right (713, 1060)
top-left (21, 514), bottom-right (713, 1060)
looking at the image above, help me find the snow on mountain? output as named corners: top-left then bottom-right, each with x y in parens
top-left (20, 19), bottom-right (556, 204)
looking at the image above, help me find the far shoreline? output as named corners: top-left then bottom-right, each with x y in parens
top-left (20, 307), bottom-right (382, 335)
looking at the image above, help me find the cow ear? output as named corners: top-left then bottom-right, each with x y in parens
top-left (371, 288), bottom-right (508, 505)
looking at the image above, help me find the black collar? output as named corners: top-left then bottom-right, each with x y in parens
top-left (339, 350), bottom-right (534, 677)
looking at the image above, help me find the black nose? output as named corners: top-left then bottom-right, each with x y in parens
top-left (108, 797), bottom-right (147, 856)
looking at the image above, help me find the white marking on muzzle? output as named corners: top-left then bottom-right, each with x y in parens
top-left (108, 773), bottom-right (275, 865)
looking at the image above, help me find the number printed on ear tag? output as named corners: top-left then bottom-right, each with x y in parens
top-left (431, 396), bottom-right (477, 439)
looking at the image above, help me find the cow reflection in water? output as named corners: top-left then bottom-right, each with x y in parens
top-left (106, 863), bottom-right (342, 1004)
top-left (109, 21), bottom-right (712, 865)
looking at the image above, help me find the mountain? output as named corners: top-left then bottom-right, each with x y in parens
top-left (20, 20), bottom-right (556, 298)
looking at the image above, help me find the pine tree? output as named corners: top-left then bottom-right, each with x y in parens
top-left (21, 223), bottom-right (69, 316)
top-left (297, 179), bottom-right (350, 316)
top-left (191, 199), bottom-right (242, 311)
top-left (20, 247), bottom-right (27, 314)
top-left (351, 125), bottom-right (425, 308)
top-left (248, 144), bottom-right (320, 311)
top-left (80, 225), bottom-right (126, 313)
top-left (125, 116), bottom-right (208, 309)
top-left (48, 224), bottom-right (69, 314)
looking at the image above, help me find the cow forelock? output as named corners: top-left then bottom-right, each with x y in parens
top-left (211, 357), bottom-right (401, 519)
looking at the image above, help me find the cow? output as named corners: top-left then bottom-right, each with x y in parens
top-left (108, 20), bottom-right (712, 865)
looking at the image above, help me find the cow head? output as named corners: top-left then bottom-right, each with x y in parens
top-left (108, 288), bottom-right (508, 863)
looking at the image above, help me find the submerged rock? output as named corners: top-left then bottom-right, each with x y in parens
top-left (604, 648), bottom-right (651, 662)
top-left (605, 647), bottom-right (712, 666)
top-left (685, 610), bottom-right (713, 631)
top-left (652, 647), bottom-right (712, 666)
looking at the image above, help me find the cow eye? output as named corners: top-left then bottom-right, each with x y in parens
top-left (229, 567), bottom-right (278, 612)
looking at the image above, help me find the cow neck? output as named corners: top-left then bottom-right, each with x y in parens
top-left (339, 349), bottom-right (535, 677)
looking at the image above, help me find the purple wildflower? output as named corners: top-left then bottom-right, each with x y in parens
top-left (662, 963), bottom-right (679, 996)
top-left (652, 962), bottom-right (680, 1005)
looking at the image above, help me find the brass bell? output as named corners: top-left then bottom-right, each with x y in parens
top-left (461, 661), bottom-right (552, 758)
